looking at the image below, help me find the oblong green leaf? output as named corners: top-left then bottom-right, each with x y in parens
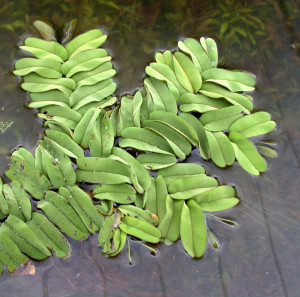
top-left (60, 186), bottom-right (104, 233)
top-left (93, 184), bottom-right (136, 204)
top-left (117, 205), bottom-right (159, 226)
top-left (157, 163), bottom-right (205, 184)
top-left (200, 106), bottom-right (243, 131)
top-left (20, 38), bottom-right (68, 62)
top-left (179, 93), bottom-right (231, 113)
top-left (14, 58), bottom-right (62, 78)
top-left (0, 215), bottom-right (51, 260)
top-left (229, 132), bottom-right (266, 175)
top-left (76, 157), bottom-right (132, 184)
top-left (229, 112), bottom-right (276, 137)
top-left (173, 51), bottom-right (202, 93)
top-left (0, 178), bottom-right (9, 220)
top-left (37, 191), bottom-right (89, 240)
top-left (26, 212), bottom-right (70, 258)
top-left (193, 185), bottom-right (239, 212)
top-left (119, 216), bottom-right (161, 243)
top-left (65, 29), bottom-right (107, 58)
top-left (179, 112), bottom-right (210, 160)
top-left (0, 232), bottom-right (28, 273)
top-left (3, 182), bottom-right (31, 221)
top-left (178, 38), bottom-right (212, 71)
top-left (144, 77), bottom-right (177, 114)
top-left (206, 131), bottom-right (235, 167)
top-left (168, 175), bottom-right (218, 199)
top-left (45, 130), bottom-right (84, 159)
top-left (119, 127), bottom-right (173, 155)
top-left (62, 49), bottom-right (110, 77)
top-left (108, 147), bottom-right (151, 194)
top-left (200, 82), bottom-right (253, 114)
top-left (158, 195), bottom-right (183, 244)
top-left (136, 153), bottom-right (177, 170)
top-left (180, 200), bottom-right (206, 258)
top-left (149, 111), bottom-right (199, 146)
top-left (142, 120), bottom-right (191, 159)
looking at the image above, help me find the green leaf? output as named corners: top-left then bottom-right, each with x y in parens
top-left (95, 200), bottom-right (114, 216)
top-left (144, 77), bottom-right (177, 114)
top-left (120, 93), bottom-right (142, 129)
top-left (119, 127), bottom-right (174, 155)
top-left (93, 184), bottom-right (136, 204)
top-left (149, 111), bottom-right (199, 146)
top-left (30, 90), bottom-right (70, 105)
top-left (157, 163), bottom-right (205, 184)
top-left (173, 52), bottom-right (202, 93)
top-left (65, 29), bottom-right (107, 58)
top-left (180, 200), bottom-right (206, 258)
top-left (200, 106), bottom-right (243, 131)
top-left (142, 120), bottom-right (191, 160)
top-left (108, 147), bottom-right (151, 194)
top-left (168, 175), bottom-right (218, 199)
top-left (0, 215), bottom-right (51, 260)
top-left (256, 146), bottom-right (278, 158)
top-left (0, 232), bottom-right (28, 273)
top-left (6, 156), bottom-right (51, 200)
top-left (136, 153), bottom-right (177, 170)
top-left (20, 37), bottom-right (68, 62)
top-left (201, 68), bottom-right (255, 92)
top-left (145, 176), bottom-right (168, 221)
top-left (37, 191), bottom-right (89, 240)
top-left (110, 105), bottom-right (123, 137)
top-left (3, 182), bottom-right (31, 221)
top-left (59, 186), bottom-right (104, 233)
top-left (229, 132), bottom-right (266, 175)
top-left (206, 131), bottom-right (235, 167)
top-left (117, 205), bottom-right (159, 226)
top-left (178, 38), bottom-right (212, 71)
top-left (62, 49), bottom-right (110, 77)
top-left (201, 37), bottom-right (218, 67)
top-left (71, 62), bottom-right (115, 89)
top-left (76, 157), bottom-right (132, 184)
top-left (45, 130), bottom-right (84, 158)
top-left (179, 93), bottom-right (230, 113)
top-left (22, 74), bottom-right (75, 96)
top-left (179, 113), bottom-right (210, 160)
top-left (11, 148), bottom-right (34, 166)
top-left (158, 195), bottom-right (183, 244)
top-left (98, 216), bottom-right (115, 254)
top-left (200, 82), bottom-right (253, 114)
top-left (193, 185), bottom-right (239, 212)
top-left (119, 216), bottom-right (161, 243)
top-left (73, 107), bottom-right (102, 148)
top-left (229, 112), bottom-right (276, 137)
top-left (145, 62), bottom-right (184, 99)
top-left (33, 20), bottom-right (56, 41)
top-left (70, 79), bottom-right (116, 110)
top-left (14, 58), bottom-right (62, 78)
top-left (107, 229), bottom-right (127, 257)
top-left (0, 178), bottom-right (9, 220)
top-left (26, 212), bottom-right (70, 258)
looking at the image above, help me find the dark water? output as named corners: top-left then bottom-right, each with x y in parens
top-left (0, 1), bottom-right (299, 296)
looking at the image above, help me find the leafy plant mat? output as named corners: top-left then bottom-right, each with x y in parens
top-left (0, 20), bottom-right (276, 274)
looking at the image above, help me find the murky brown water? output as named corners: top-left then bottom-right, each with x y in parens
top-left (0, 1), bottom-right (299, 296)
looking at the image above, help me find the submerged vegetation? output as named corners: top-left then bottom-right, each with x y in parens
top-left (0, 18), bottom-right (277, 274)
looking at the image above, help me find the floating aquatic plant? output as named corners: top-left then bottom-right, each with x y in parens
top-left (0, 20), bottom-right (276, 274)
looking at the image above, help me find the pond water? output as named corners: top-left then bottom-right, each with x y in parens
top-left (0, 0), bottom-right (299, 296)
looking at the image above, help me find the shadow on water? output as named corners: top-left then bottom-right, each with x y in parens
top-left (0, 1), bottom-right (299, 296)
